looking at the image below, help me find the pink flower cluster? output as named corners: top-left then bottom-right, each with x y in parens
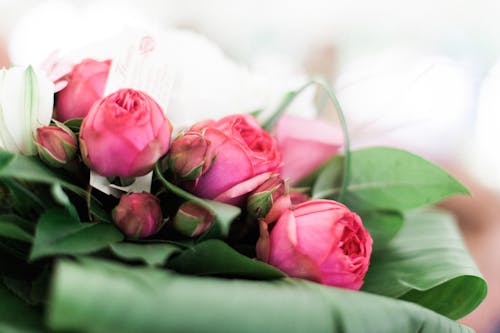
top-left (42, 58), bottom-right (373, 291)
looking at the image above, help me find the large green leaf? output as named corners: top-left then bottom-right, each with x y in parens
top-left (155, 163), bottom-right (241, 239)
top-left (0, 283), bottom-right (46, 333)
top-left (110, 242), bottom-right (181, 267)
top-left (312, 147), bottom-right (468, 211)
top-left (360, 210), bottom-right (404, 251)
top-left (47, 258), bottom-right (473, 333)
top-left (167, 239), bottom-right (284, 279)
top-left (362, 210), bottom-right (487, 319)
top-left (30, 208), bottom-right (123, 260)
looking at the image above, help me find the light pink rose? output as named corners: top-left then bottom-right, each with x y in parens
top-left (259, 199), bottom-right (372, 290)
top-left (113, 192), bottom-right (163, 238)
top-left (55, 58), bottom-right (111, 121)
top-left (80, 89), bottom-right (172, 177)
top-left (170, 114), bottom-right (282, 206)
top-left (275, 115), bottom-right (343, 184)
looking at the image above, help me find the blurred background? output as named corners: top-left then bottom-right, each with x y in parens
top-left (1, 0), bottom-right (499, 331)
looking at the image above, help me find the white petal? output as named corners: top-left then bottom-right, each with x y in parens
top-left (0, 67), bottom-right (25, 153)
top-left (0, 66), bottom-right (54, 154)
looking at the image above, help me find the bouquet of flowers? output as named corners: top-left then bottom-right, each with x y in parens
top-left (0, 33), bottom-right (487, 333)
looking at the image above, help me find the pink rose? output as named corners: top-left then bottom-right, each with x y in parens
top-left (259, 199), bottom-right (372, 290)
top-left (80, 89), bottom-right (172, 177)
top-left (169, 114), bottom-right (282, 206)
top-left (275, 115), bottom-right (343, 184)
top-left (113, 192), bottom-right (163, 238)
top-left (55, 58), bottom-right (111, 121)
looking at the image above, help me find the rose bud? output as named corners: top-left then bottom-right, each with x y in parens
top-left (275, 115), bottom-right (343, 185)
top-left (170, 114), bottom-right (282, 206)
top-left (261, 199), bottom-right (373, 290)
top-left (169, 132), bottom-right (215, 181)
top-left (36, 123), bottom-right (77, 168)
top-left (112, 192), bottom-right (163, 238)
top-left (55, 58), bottom-right (111, 121)
top-left (173, 201), bottom-right (214, 237)
top-left (247, 174), bottom-right (291, 224)
top-left (80, 88), bottom-right (172, 178)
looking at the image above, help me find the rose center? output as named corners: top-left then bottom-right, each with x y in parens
top-left (340, 232), bottom-right (361, 256)
top-left (237, 127), bottom-right (266, 152)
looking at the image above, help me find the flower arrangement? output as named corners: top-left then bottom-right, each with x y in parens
top-left (0, 35), bottom-right (487, 333)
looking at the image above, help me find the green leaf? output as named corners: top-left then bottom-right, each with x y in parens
top-left (155, 163), bottom-right (241, 239)
top-left (50, 184), bottom-right (79, 222)
top-left (362, 210), bottom-right (487, 319)
top-left (47, 258), bottom-right (473, 333)
top-left (360, 210), bottom-right (404, 251)
top-left (311, 155), bottom-right (343, 200)
top-left (0, 283), bottom-right (46, 333)
top-left (0, 215), bottom-right (33, 242)
top-left (30, 208), bottom-right (123, 260)
top-left (1, 270), bottom-right (49, 306)
top-left (63, 118), bottom-right (83, 133)
top-left (0, 151), bottom-right (112, 222)
top-left (167, 239), bottom-right (284, 279)
top-left (110, 242), bottom-right (181, 267)
top-left (262, 79), bottom-right (352, 201)
top-left (0, 151), bottom-right (85, 197)
top-left (313, 147), bottom-right (468, 211)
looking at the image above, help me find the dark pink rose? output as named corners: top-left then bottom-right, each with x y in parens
top-left (169, 114), bottom-right (282, 206)
top-left (112, 192), bottom-right (163, 238)
top-left (55, 58), bottom-right (111, 121)
top-left (259, 199), bottom-right (372, 290)
top-left (79, 88), bottom-right (172, 177)
top-left (275, 115), bottom-right (343, 184)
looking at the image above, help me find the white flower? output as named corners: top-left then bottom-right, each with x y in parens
top-left (0, 66), bottom-right (54, 155)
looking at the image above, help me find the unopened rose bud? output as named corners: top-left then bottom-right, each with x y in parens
top-left (112, 192), bottom-right (163, 238)
top-left (173, 201), bottom-right (214, 237)
top-left (36, 123), bottom-right (77, 168)
top-left (168, 132), bottom-right (215, 181)
top-left (247, 174), bottom-right (290, 223)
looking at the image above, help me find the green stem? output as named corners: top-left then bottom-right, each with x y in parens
top-left (263, 78), bottom-right (351, 202)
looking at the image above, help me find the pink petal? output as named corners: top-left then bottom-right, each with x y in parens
top-left (295, 208), bottom-right (344, 264)
top-left (276, 115), bottom-right (343, 184)
top-left (269, 210), bottom-right (322, 282)
top-left (214, 172), bottom-right (271, 206)
top-left (193, 128), bottom-right (254, 199)
top-left (263, 194), bottom-right (292, 224)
